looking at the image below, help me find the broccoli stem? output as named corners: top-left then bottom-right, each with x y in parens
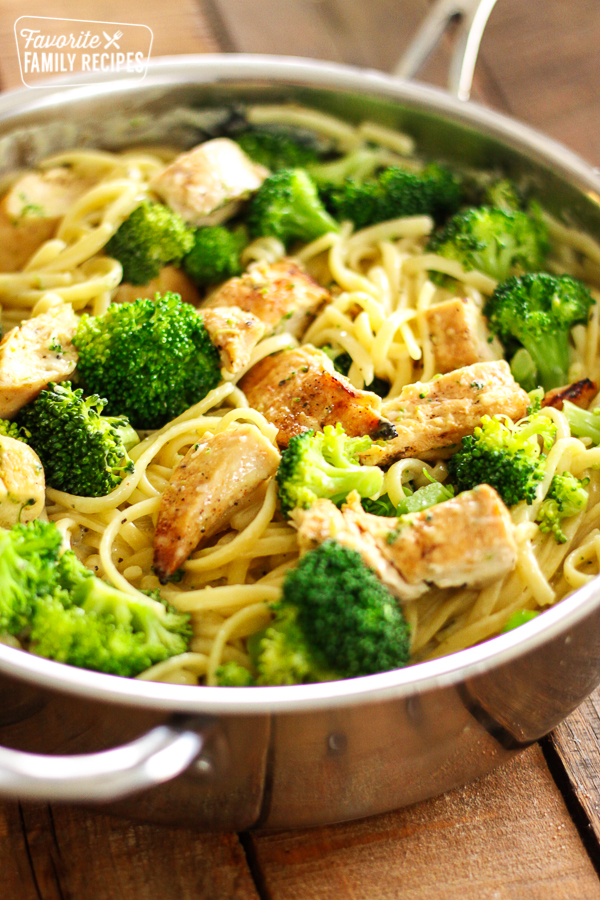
top-left (521, 330), bottom-right (571, 392)
top-left (562, 400), bottom-right (600, 444)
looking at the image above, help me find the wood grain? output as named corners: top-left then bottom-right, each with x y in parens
top-left (250, 746), bottom-right (600, 900)
top-left (0, 802), bottom-right (260, 900)
top-left (0, 2), bottom-right (600, 899)
top-left (553, 694), bottom-right (600, 846)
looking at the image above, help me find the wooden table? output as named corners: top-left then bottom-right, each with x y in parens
top-left (2, 1), bottom-right (600, 897)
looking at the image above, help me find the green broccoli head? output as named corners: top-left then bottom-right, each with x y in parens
top-left (72, 292), bottom-right (221, 429)
top-left (247, 168), bottom-right (339, 245)
top-left (0, 521), bottom-right (192, 676)
top-left (448, 412), bottom-right (557, 507)
top-left (0, 519), bottom-right (63, 635)
top-left (255, 541), bottom-right (411, 685)
top-left (276, 424), bottom-right (384, 516)
top-left (536, 472), bottom-right (589, 543)
top-left (104, 201), bottom-right (194, 286)
top-left (215, 661), bottom-right (255, 686)
top-left (17, 382), bottom-right (139, 497)
top-left (483, 273), bottom-right (594, 392)
top-left (562, 400), bottom-right (600, 445)
top-left (0, 419), bottom-right (27, 442)
top-left (235, 129), bottom-right (321, 171)
top-left (31, 570), bottom-right (191, 677)
top-left (428, 205), bottom-right (549, 284)
top-left (182, 225), bottom-right (246, 287)
top-left (483, 179), bottom-right (525, 211)
top-left (320, 163), bottom-right (462, 231)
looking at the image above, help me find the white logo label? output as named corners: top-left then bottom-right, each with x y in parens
top-left (14, 16), bottom-right (153, 87)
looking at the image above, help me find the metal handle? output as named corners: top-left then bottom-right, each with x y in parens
top-left (0, 716), bottom-right (211, 802)
top-left (394, 0), bottom-right (499, 101)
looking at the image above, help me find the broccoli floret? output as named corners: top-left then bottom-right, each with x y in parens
top-left (104, 201), bottom-right (194, 286)
top-left (73, 292), bottom-right (221, 429)
top-left (484, 273), bottom-right (594, 392)
top-left (254, 541), bottom-right (410, 685)
top-left (562, 400), bottom-right (600, 444)
top-left (502, 609), bottom-right (539, 632)
top-left (428, 206), bottom-right (549, 283)
top-left (276, 424), bottom-right (384, 516)
top-left (321, 163), bottom-right (462, 230)
top-left (0, 520), bottom-right (192, 676)
top-left (247, 168), bottom-right (339, 245)
top-left (0, 419), bottom-right (27, 442)
top-left (17, 382), bottom-right (139, 497)
top-left (215, 661), bottom-right (255, 686)
top-left (0, 519), bottom-right (63, 635)
top-left (484, 179), bottom-right (524, 211)
top-left (448, 412), bottom-right (557, 507)
top-left (235, 129), bottom-right (321, 171)
top-left (31, 557), bottom-right (191, 677)
top-left (182, 225), bottom-right (247, 287)
top-left (536, 472), bottom-right (589, 543)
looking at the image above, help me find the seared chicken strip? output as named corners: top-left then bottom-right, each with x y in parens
top-left (204, 257), bottom-right (330, 339)
top-left (239, 346), bottom-right (396, 448)
top-left (201, 307), bottom-right (266, 375)
top-left (113, 265), bottom-right (202, 307)
top-left (0, 167), bottom-right (95, 272)
top-left (0, 436), bottom-right (45, 527)
top-left (150, 138), bottom-right (268, 227)
top-left (361, 360), bottom-right (530, 467)
top-left (542, 378), bottom-right (597, 411)
top-left (294, 486), bottom-right (517, 601)
top-left (153, 424), bottom-right (280, 581)
top-left (424, 297), bottom-right (503, 373)
top-left (0, 305), bottom-right (78, 418)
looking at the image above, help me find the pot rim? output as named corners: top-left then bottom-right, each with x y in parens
top-left (1, 53), bottom-right (599, 715)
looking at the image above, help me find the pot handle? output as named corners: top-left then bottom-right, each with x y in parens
top-left (394, 0), bottom-right (498, 101)
top-left (0, 715), bottom-right (211, 802)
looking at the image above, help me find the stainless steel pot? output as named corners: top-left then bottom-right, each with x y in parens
top-left (2, 0), bottom-right (600, 831)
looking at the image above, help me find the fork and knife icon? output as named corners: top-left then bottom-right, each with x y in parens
top-left (103, 30), bottom-right (123, 49)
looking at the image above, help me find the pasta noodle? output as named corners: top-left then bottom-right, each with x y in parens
top-left (7, 106), bottom-right (600, 684)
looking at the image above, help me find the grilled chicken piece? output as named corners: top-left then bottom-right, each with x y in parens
top-left (292, 496), bottom-right (411, 598)
top-left (239, 346), bottom-right (396, 448)
top-left (150, 138), bottom-right (268, 227)
top-left (0, 436), bottom-right (45, 527)
top-left (382, 485), bottom-right (517, 592)
top-left (201, 307), bottom-right (266, 375)
top-left (424, 297), bottom-right (503, 373)
top-left (0, 305), bottom-right (79, 418)
top-left (361, 360), bottom-right (530, 467)
top-left (0, 167), bottom-right (95, 272)
top-left (153, 424), bottom-right (280, 581)
top-left (542, 378), bottom-right (597, 411)
top-left (204, 257), bottom-right (330, 339)
top-left (294, 486), bottom-right (517, 600)
top-left (112, 265), bottom-right (201, 307)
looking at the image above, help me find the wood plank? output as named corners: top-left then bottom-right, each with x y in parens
top-left (552, 690), bottom-right (600, 846)
top-left (0, 0), bottom-right (219, 91)
top-left (207, 0), bottom-right (455, 92)
top-left (474, 0), bottom-right (600, 163)
top-left (250, 746), bottom-right (600, 900)
top-left (1, 801), bottom-right (260, 900)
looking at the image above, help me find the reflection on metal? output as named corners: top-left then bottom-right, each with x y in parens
top-left (394, 0), bottom-right (499, 100)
